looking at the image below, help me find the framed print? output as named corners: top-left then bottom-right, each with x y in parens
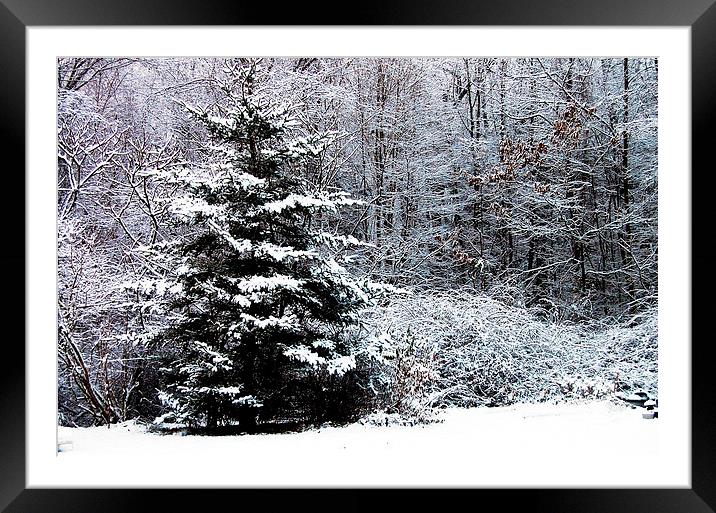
top-left (4, 0), bottom-right (715, 511)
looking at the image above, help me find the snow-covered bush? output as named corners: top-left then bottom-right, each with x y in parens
top-left (364, 290), bottom-right (657, 410)
top-left (359, 408), bottom-right (442, 427)
top-left (362, 328), bottom-right (440, 420)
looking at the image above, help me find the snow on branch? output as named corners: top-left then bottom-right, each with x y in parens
top-left (283, 346), bottom-right (357, 376)
top-left (260, 191), bottom-right (363, 215)
top-left (232, 274), bottom-right (304, 294)
top-left (239, 312), bottom-right (301, 331)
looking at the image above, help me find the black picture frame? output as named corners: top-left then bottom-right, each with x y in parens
top-left (3, 1), bottom-right (713, 511)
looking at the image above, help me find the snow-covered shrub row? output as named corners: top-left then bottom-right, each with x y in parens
top-left (358, 409), bottom-right (443, 427)
top-left (363, 290), bottom-right (657, 415)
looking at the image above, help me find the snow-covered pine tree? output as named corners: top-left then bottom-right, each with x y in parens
top-left (135, 60), bottom-right (384, 431)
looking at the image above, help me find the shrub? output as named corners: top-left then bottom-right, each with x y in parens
top-left (363, 290), bottom-right (657, 413)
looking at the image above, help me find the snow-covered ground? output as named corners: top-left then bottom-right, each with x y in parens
top-left (55, 400), bottom-right (661, 487)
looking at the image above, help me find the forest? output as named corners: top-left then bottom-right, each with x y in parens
top-left (57, 57), bottom-right (658, 431)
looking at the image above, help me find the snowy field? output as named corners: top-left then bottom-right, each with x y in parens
top-left (56, 400), bottom-right (662, 487)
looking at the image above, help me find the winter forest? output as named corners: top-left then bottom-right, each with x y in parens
top-left (57, 57), bottom-right (658, 433)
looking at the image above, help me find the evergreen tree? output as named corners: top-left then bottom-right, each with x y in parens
top-left (135, 61), bottom-right (388, 430)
